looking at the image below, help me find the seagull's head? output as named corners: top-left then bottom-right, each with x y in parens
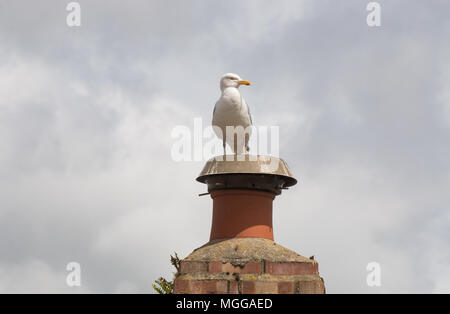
top-left (220, 73), bottom-right (251, 91)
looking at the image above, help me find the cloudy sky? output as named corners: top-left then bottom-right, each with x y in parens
top-left (1, 0), bottom-right (449, 293)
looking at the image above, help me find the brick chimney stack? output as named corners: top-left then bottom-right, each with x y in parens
top-left (173, 155), bottom-right (325, 294)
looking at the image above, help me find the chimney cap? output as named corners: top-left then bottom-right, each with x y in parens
top-left (196, 155), bottom-right (297, 194)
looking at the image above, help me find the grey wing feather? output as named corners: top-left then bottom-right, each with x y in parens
top-left (247, 103), bottom-right (253, 125)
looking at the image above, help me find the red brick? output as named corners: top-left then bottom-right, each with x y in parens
top-left (242, 281), bottom-right (278, 294)
top-left (229, 280), bottom-right (240, 294)
top-left (221, 263), bottom-right (242, 274)
top-left (173, 279), bottom-right (188, 294)
top-left (208, 261), bottom-right (223, 273)
top-left (180, 261), bottom-right (208, 274)
top-left (208, 261), bottom-right (262, 274)
top-left (278, 281), bottom-right (294, 294)
top-left (190, 280), bottom-right (203, 293)
top-left (242, 281), bottom-right (255, 294)
top-left (215, 281), bottom-right (228, 294)
top-left (254, 281), bottom-right (278, 294)
top-left (266, 262), bottom-right (317, 275)
top-left (298, 280), bottom-right (325, 294)
top-left (179, 280), bottom-right (229, 294)
top-left (242, 261), bottom-right (262, 274)
top-left (202, 281), bottom-right (218, 294)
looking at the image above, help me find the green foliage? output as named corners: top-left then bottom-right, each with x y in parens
top-left (170, 252), bottom-right (181, 275)
top-left (152, 277), bottom-right (174, 294)
top-left (152, 252), bottom-right (181, 294)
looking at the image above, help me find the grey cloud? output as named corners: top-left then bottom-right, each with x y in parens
top-left (0, 0), bottom-right (449, 293)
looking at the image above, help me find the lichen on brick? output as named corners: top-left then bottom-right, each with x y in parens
top-left (174, 238), bottom-right (325, 294)
top-left (184, 238), bottom-right (313, 263)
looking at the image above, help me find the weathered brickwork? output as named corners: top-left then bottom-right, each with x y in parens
top-left (173, 239), bottom-right (325, 294)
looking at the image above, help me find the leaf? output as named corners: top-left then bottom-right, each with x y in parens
top-left (152, 252), bottom-right (181, 294)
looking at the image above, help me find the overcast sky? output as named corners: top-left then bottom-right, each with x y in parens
top-left (1, 0), bottom-right (449, 293)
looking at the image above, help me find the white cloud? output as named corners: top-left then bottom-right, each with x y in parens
top-left (0, 0), bottom-right (449, 293)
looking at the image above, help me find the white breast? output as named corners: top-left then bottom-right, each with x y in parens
top-left (212, 87), bottom-right (252, 154)
top-left (212, 88), bottom-right (251, 129)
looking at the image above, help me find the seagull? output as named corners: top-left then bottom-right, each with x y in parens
top-left (212, 73), bottom-right (252, 155)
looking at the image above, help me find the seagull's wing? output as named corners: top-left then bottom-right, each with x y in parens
top-left (247, 102), bottom-right (253, 125)
top-left (240, 94), bottom-right (252, 125)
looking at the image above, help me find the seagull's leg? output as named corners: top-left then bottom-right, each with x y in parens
top-left (245, 133), bottom-right (250, 154)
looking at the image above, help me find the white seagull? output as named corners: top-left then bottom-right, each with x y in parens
top-left (212, 73), bottom-right (252, 155)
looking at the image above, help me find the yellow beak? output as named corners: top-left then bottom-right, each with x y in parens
top-left (238, 80), bottom-right (251, 86)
